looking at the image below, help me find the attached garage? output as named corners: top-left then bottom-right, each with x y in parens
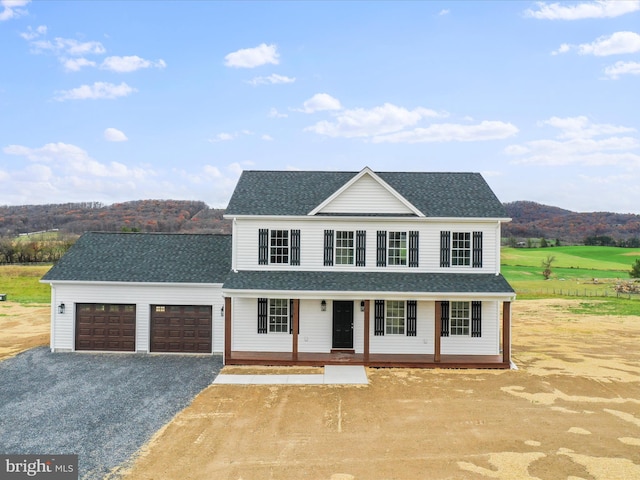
top-left (41, 232), bottom-right (232, 355)
top-left (76, 303), bottom-right (136, 351)
top-left (150, 305), bottom-right (212, 353)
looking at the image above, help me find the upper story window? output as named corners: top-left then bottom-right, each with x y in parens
top-left (258, 229), bottom-right (300, 266)
top-left (376, 230), bottom-right (419, 268)
top-left (440, 231), bottom-right (483, 268)
top-left (388, 232), bottom-right (407, 266)
top-left (324, 230), bottom-right (366, 266)
top-left (335, 231), bottom-right (354, 265)
top-left (270, 230), bottom-right (289, 264)
top-left (452, 232), bottom-right (470, 266)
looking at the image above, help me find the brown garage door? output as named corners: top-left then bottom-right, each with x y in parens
top-left (150, 305), bottom-right (212, 353)
top-left (76, 303), bottom-right (136, 351)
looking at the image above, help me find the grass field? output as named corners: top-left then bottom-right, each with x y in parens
top-left (0, 265), bottom-right (52, 304)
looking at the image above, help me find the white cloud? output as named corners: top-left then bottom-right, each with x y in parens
top-left (104, 128), bottom-right (128, 142)
top-left (224, 43), bottom-right (279, 68)
top-left (554, 32), bottom-right (640, 56)
top-left (101, 55), bottom-right (167, 73)
top-left (604, 60), bottom-right (640, 78)
top-left (261, 134), bottom-right (274, 141)
top-left (268, 107), bottom-right (288, 118)
top-left (305, 102), bottom-right (443, 138)
top-left (0, 0), bottom-right (29, 21)
top-left (20, 24), bottom-right (46, 40)
top-left (54, 82), bottom-right (136, 101)
top-left (31, 37), bottom-right (106, 56)
top-left (62, 57), bottom-right (96, 72)
top-left (298, 93), bottom-right (343, 113)
top-left (3, 142), bottom-right (145, 178)
top-left (247, 73), bottom-right (296, 86)
top-left (208, 132), bottom-right (237, 143)
top-left (438, 9), bottom-right (450, 16)
top-left (525, 0), bottom-right (640, 20)
top-left (506, 116), bottom-right (640, 167)
top-left (372, 120), bottom-right (519, 143)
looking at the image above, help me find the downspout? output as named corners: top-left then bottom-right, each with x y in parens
top-left (232, 217), bottom-right (237, 272)
top-left (50, 284), bottom-right (56, 352)
top-left (496, 221), bottom-right (501, 276)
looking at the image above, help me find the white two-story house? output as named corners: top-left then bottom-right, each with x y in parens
top-left (222, 167), bottom-right (515, 368)
top-left (42, 167), bottom-right (514, 368)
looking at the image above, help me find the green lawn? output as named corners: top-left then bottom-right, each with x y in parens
top-left (0, 265), bottom-right (52, 304)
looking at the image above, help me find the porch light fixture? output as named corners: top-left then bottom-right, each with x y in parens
top-left (321, 300), bottom-right (326, 311)
top-left (58, 303), bottom-right (65, 314)
top-left (360, 301), bottom-right (365, 312)
top-left (220, 305), bottom-right (224, 317)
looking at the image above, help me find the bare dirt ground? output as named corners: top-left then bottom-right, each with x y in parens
top-left (2, 300), bottom-right (639, 479)
top-left (109, 299), bottom-right (640, 480)
top-left (0, 302), bottom-right (49, 360)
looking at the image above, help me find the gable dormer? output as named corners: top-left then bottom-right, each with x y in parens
top-left (309, 167), bottom-right (424, 216)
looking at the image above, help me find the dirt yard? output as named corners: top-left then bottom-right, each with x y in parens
top-left (106, 299), bottom-right (640, 480)
top-left (0, 302), bottom-right (49, 360)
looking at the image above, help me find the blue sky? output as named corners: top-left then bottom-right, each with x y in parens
top-left (1, 1), bottom-right (640, 213)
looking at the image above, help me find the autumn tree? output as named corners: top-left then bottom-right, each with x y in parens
top-left (541, 255), bottom-right (556, 280)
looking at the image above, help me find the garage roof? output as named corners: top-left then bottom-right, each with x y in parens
top-left (42, 232), bottom-right (231, 284)
top-left (222, 270), bottom-right (514, 295)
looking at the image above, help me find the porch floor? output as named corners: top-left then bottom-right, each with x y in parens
top-left (225, 351), bottom-right (510, 369)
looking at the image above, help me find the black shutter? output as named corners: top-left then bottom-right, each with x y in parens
top-left (324, 230), bottom-right (334, 266)
top-left (406, 300), bottom-right (417, 336)
top-left (471, 301), bottom-right (482, 337)
top-left (258, 229), bottom-right (268, 265)
top-left (409, 231), bottom-right (419, 268)
top-left (289, 299), bottom-right (294, 334)
top-left (472, 231), bottom-right (483, 268)
top-left (290, 230), bottom-right (301, 266)
top-left (376, 231), bottom-right (387, 267)
top-left (257, 298), bottom-right (268, 334)
top-left (356, 230), bottom-right (366, 267)
top-left (440, 231), bottom-right (450, 267)
top-left (440, 301), bottom-right (449, 337)
top-left (374, 300), bottom-right (385, 336)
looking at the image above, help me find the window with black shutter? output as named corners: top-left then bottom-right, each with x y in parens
top-left (374, 300), bottom-right (385, 336)
top-left (440, 301), bottom-right (450, 337)
top-left (258, 229), bottom-right (268, 265)
top-left (257, 298), bottom-right (268, 334)
top-left (324, 230), bottom-right (334, 266)
top-left (409, 231), bottom-right (419, 268)
top-left (440, 231), bottom-right (450, 267)
top-left (291, 230), bottom-right (301, 266)
top-left (406, 300), bottom-right (417, 336)
top-left (376, 231), bottom-right (387, 267)
top-left (289, 299), bottom-right (295, 334)
top-left (356, 230), bottom-right (366, 267)
top-left (471, 301), bottom-right (482, 337)
top-left (472, 231), bottom-right (483, 268)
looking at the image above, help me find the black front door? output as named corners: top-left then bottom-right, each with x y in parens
top-left (332, 301), bottom-right (353, 349)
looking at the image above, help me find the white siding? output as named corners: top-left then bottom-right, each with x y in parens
top-left (234, 218), bottom-right (500, 273)
top-left (48, 283), bottom-right (224, 354)
top-left (232, 297), bottom-right (292, 352)
top-left (369, 301), bottom-right (435, 355)
top-left (318, 174), bottom-right (415, 215)
top-left (441, 301), bottom-right (500, 355)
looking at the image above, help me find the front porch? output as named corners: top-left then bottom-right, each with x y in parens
top-left (225, 351), bottom-right (511, 369)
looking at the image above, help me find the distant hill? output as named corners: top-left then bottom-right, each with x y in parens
top-left (2, 199), bottom-right (640, 246)
top-left (503, 201), bottom-right (640, 245)
top-left (0, 200), bottom-right (231, 236)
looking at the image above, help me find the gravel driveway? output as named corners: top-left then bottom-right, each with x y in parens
top-left (0, 347), bottom-right (222, 479)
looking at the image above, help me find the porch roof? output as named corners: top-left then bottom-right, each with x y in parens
top-left (222, 270), bottom-right (514, 297)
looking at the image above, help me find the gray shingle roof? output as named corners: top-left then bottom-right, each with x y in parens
top-left (42, 232), bottom-right (231, 283)
top-left (225, 170), bottom-right (507, 218)
top-left (222, 270), bottom-right (514, 295)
